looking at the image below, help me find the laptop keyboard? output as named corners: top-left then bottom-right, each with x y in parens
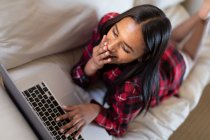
top-left (22, 82), bottom-right (84, 140)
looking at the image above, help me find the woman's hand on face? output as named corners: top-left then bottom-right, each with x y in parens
top-left (55, 103), bottom-right (101, 139)
top-left (90, 35), bottom-right (112, 70)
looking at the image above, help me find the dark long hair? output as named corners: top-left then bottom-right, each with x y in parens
top-left (97, 5), bottom-right (172, 114)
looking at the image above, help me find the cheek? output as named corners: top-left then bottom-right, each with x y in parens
top-left (117, 52), bottom-right (136, 63)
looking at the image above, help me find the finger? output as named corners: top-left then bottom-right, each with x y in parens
top-left (62, 105), bottom-right (77, 111)
top-left (74, 124), bottom-right (85, 140)
top-left (100, 35), bottom-right (107, 46)
top-left (96, 44), bottom-right (109, 56)
top-left (56, 109), bottom-right (77, 122)
top-left (102, 57), bottom-right (112, 64)
top-left (59, 113), bottom-right (81, 132)
top-left (98, 51), bottom-right (110, 60)
top-left (96, 46), bottom-right (107, 56)
top-left (65, 120), bottom-right (85, 138)
top-left (97, 35), bottom-right (108, 53)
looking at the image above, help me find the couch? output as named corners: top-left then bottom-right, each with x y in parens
top-left (0, 0), bottom-right (210, 140)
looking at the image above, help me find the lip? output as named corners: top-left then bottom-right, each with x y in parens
top-left (109, 53), bottom-right (117, 58)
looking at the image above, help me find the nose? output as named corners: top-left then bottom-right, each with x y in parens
top-left (107, 39), bottom-right (120, 53)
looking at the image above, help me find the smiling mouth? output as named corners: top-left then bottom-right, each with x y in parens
top-left (104, 55), bottom-right (117, 60)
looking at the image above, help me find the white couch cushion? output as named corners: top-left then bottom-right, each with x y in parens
top-left (73, 0), bottom-right (134, 19)
top-left (134, 0), bottom-right (185, 9)
top-left (0, 0), bottom-right (98, 69)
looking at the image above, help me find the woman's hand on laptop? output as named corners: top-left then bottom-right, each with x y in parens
top-left (56, 103), bottom-right (101, 139)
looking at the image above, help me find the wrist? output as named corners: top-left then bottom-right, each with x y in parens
top-left (84, 58), bottom-right (98, 76)
top-left (91, 103), bottom-right (101, 116)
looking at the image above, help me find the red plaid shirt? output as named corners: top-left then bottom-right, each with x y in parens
top-left (71, 13), bottom-right (186, 137)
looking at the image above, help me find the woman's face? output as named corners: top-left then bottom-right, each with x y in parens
top-left (106, 17), bottom-right (146, 64)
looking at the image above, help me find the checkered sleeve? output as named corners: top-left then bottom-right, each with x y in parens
top-left (91, 81), bottom-right (142, 137)
top-left (70, 12), bottom-right (119, 88)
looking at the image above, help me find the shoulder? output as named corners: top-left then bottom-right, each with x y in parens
top-left (98, 12), bottom-right (119, 25)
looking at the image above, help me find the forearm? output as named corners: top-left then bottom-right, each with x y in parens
top-left (71, 59), bottom-right (99, 88)
top-left (171, 12), bottom-right (201, 43)
top-left (84, 58), bottom-right (98, 76)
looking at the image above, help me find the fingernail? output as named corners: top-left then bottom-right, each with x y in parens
top-left (106, 52), bottom-right (109, 55)
top-left (65, 133), bottom-right (70, 137)
top-left (60, 129), bottom-right (64, 133)
top-left (62, 105), bottom-right (67, 108)
top-left (104, 42), bottom-right (107, 46)
top-left (103, 46), bottom-right (107, 50)
top-left (56, 118), bottom-right (60, 121)
top-left (75, 135), bottom-right (79, 139)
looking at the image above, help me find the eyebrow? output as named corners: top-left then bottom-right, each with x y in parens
top-left (115, 24), bottom-right (134, 53)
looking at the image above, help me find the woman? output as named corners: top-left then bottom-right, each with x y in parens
top-left (56, 2), bottom-right (210, 139)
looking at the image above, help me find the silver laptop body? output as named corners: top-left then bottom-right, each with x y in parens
top-left (0, 64), bottom-right (112, 140)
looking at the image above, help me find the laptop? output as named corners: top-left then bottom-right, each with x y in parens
top-left (0, 64), bottom-right (112, 140)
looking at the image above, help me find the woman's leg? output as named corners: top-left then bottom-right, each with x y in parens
top-left (172, 0), bottom-right (210, 60)
top-left (199, 0), bottom-right (210, 20)
top-left (182, 18), bottom-right (208, 60)
top-left (171, 12), bottom-right (201, 43)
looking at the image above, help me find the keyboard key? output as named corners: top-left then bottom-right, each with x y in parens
top-left (28, 86), bottom-right (36, 93)
top-left (43, 95), bottom-right (48, 99)
top-left (23, 91), bottom-right (30, 97)
top-left (34, 90), bottom-right (39, 94)
top-left (44, 112), bottom-right (49, 117)
top-left (55, 135), bottom-right (61, 140)
top-left (43, 87), bottom-right (48, 92)
top-left (41, 107), bottom-right (46, 112)
top-left (52, 130), bottom-right (57, 136)
top-left (35, 107), bottom-right (41, 112)
top-left (44, 104), bottom-right (49, 108)
top-left (51, 121), bottom-right (56, 126)
top-left (48, 108), bottom-right (52, 113)
top-left (61, 135), bottom-right (66, 139)
top-left (49, 126), bottom-right (54, 131)
top-left (38, 94), bottom-right (42, 99)
top-left (31, 93), bottom-right (36, 98)
top-left (57, 107), bottom-right (65, 114)
top-left (41, 99), bottom-right (46, 104)
top-left (41, 82), bottom-right (46, 87)
top-left (32, 102), bottom-right (38, 107)
top-left (39, 111), bottom-right (44, 117)
top-left (55, 126), bottom-right (59, 131)
top-left (42, 116), bottom-right (47, 122)
top-left (50, 104), bottom-right (54, 108)
top-left (34, 97), bottom-right (40, 102)
top-left (52, 100), bottom-right (58, 106)
top-left (28, 97), bottom-right (34, 102)
top-left (53, 108), bottom-right (58, 114)
top-left (36, 85), bottom-right (45, 95)
top-left (57, 122), bottom-right (62, 127)
top-left (38, 102), bottom-right (43, 107)
top-left (47, 91), bottom-right (52, 96)
top-left (45, 121), bottom-right (50, 126)
top-left (46, 99), bottom-right (51, 104)
top-left (48, 116), bottom-right (53, 121)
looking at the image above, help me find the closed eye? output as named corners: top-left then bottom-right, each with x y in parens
top-left (112, 27), bottom-right (131, 54)
top-left (112, 28), bottom-right (118, 37)
top-left (122, 45), bottom-right (130, 53)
